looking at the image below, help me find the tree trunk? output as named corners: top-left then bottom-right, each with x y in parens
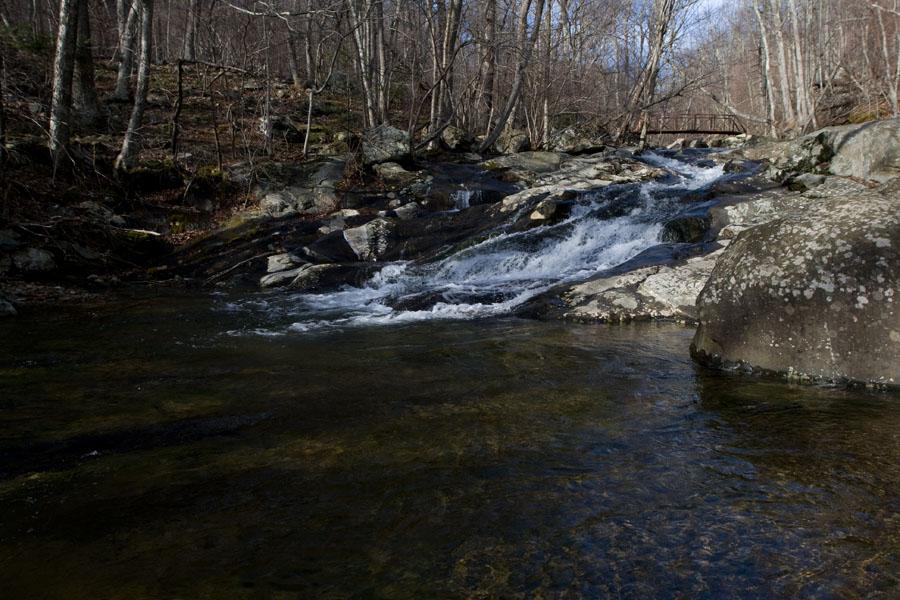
top-left (347, 0), bottom-right (378, 127)
top-left (49, 0), bottom-right (80, 174)
top-left (479, 0), bottom-right (546, 154)
top-left (618, 0), bottom-right (676, 148)
top-left (182, 0), bottom-right (198, 61)
top-left (115, 0), bottom-right (153, 171)
top-left (0, 47), bottom-right (6, 167)
top-left (113, 0), bottom-right (139, 100)
top-left (769, 0), bottom-right (796, 128)
top-left (541, 0), bottom-right (552, 148)
top-left (478, 0), bottom-right (496, 134)
top-left (753, 0), bottom-right (778, 137)
top-left (73, 0), bottom-right (102, 126)
top-left (286, 34), bottom-right (304, 89)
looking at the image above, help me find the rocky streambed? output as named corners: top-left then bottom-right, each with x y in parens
top-left (3, 121), bottom-right (899, 388)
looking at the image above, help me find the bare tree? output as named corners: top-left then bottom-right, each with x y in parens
top-left (73, 0), bottom-right (102, 126)
top-left (115, 0), bottom-right (153, 170)
top-left (48, 0), bottom-right (79, 174)
top-left (113, 0), bottom-right (139, 101)
top-left (479, 0), bottom-right (547, 153)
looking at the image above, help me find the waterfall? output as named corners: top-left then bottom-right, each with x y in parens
top-left (227, 153), bottom-right (726, 333)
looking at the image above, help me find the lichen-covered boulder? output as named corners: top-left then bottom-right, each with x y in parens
top-left (440, 125), bottom-right (473, 151)
top-left (746, 119), bottom-right (900, 182)
top-left (492, 129), bottom-right (530, 155)
top-left (343, 218), bottom-right (396, 262)
top-left (360, 125), bottom-right (410, 166)
top-left (547, 127), bottom-right (605, 154)
top-left (691, 189), bottom-right (900, 387)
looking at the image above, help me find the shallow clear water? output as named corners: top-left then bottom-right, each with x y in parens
top-left (1, 297), bottom-right (898, 598)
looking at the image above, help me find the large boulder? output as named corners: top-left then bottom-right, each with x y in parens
top-left (440, 125), bottom-right (473, 151)
top-left (691, 189), bottom-right (900, 387)
top-left (360, 125), bottom-right (410, 166)
top-left (12, 247), bottom-right (56, 273)
top-left (258, 116), bottom-right (304, 144)
top-left (343, 218), bottom-right (396, 261)
top-left (547, 127), bottom-right (605, 154)
top-left (492, 129), bottom-right (530, 155)
top-left (256, 160), bottom-right (344, 217)
top-left (746, 119), bottom-right (900, 182)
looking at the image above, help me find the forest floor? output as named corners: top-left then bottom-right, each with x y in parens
top-left (0, 31), bottom-right (363, 310)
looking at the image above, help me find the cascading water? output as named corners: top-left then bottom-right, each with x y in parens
top-left (225, 152), bottom-right (726, 334)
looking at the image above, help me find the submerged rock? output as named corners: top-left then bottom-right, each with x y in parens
top-left (692, 190), bottom-right (900, 387)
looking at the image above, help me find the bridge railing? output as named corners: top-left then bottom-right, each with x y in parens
top-left (638, 113), bottom-right (746, 135)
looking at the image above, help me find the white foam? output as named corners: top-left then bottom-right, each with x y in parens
top-left (225, 153), bottom-right (726, 333)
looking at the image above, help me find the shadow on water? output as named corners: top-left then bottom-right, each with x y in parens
top-left (0, 298), bottom-right (898, 598)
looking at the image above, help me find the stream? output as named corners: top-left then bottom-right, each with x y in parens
top-left (1, 152), bottom-right (898, 597)
top-left (223, 152), bottom-right (724, 334)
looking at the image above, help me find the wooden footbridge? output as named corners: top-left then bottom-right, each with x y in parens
top-left (640, 113), bottom-right (746, 135)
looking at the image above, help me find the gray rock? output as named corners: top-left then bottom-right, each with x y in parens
top-left (692, 190), bottom-right (900, 387)
top-left (0, 297), bottom-right (16, 317)
top-left (257, 159), bottom-right (344, 217)
top-left (554, 249), bottom-right (725, 323)
top-left (361, 125), bottom-right (410, 165)
top-left (392, 202), bottom-right (421, 220)
top-left (78, 200), bottom-right (125, 227)
top-left (373, 162), bottom-right (417, 182)
top-left (499, 154), bottom-right (664, 214)
top-left (547, 127), bottom-right (605, 154)
top-left (12, 247), bottom-right (56, 273)
top-left (259, 115), bottom-right (303, 143)
top-left (260, 192), bottom-right (296, 217)
top-left (661, 215), bottom-right (710, 244)
top-left (441, 125), bottom-right (472, 151)
top-left (260, 263), bottom-right (375, 291)
top-left (787, 172), bottom-right (826, 191)
top-left (493, 129), bottom-right (530, 155)
top-left (483, 151), bottom-right (565, 176)
top-left (343, 218), bottom-right (395, 262)
top-left (528, 198), bottom-right (572, 224)
top-left (267, 252), bottom-right (304, 273)
top-left (747, 119), bottom-right (900, 182)
top-left (667, 138), bottom-right (686, 150)
top-left (0, 229), bottom-right (22, 250)
top-left (317, 209), bottom-right (361, 235)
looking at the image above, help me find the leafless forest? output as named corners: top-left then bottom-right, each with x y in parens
top-left (1, 0), bottom-right (899, 167)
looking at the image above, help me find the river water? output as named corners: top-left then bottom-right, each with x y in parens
top-left (1, 153), bottom-right (898, 597)
top-left (223, 152), bottom-right (724, 334)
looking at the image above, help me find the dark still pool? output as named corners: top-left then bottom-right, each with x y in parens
top-left (1, 295), bottom-right (898, 598)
